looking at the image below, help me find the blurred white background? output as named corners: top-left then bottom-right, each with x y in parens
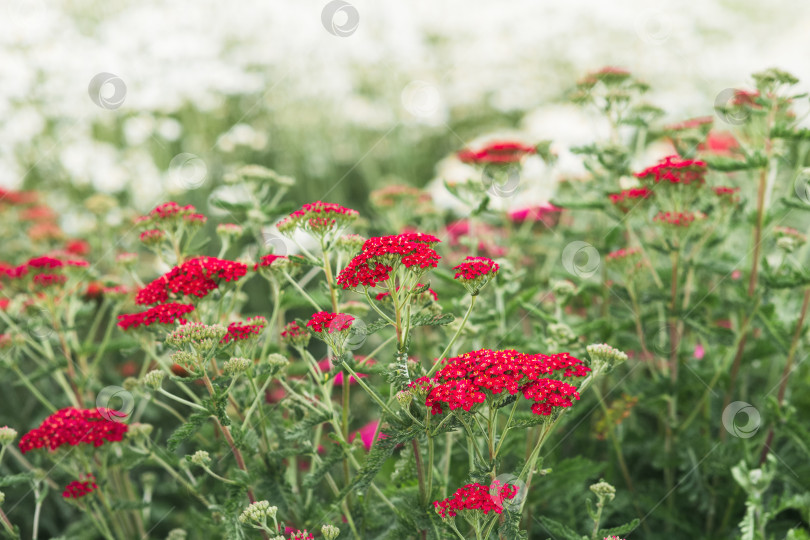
top-left (2, 0), bottom-right (808, 200)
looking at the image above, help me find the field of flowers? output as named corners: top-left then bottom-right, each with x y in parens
top-left (2, 2), bottom-right (810, 540)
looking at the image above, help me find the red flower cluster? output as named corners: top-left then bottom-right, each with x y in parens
top-left (135, 202), bottom-right (207, 226)
top-left (254, 254), bottom-right (288, 270)
top-left (306, 312), bottom-right (354, 334)
top-left (221, 317), bottom-right (267, 344)
top-left (664, 116), bottom-right (713, 132)
top-left (433, 482), bottom-right (518, 519)
top-left (508, 203), bottom-right (562, 225)
top-left (609, 187), bottom-right (653, 209)
top-left (117, 303), bottom-right (195, 330)
top-left (606, 247), bottom-right (641, 261)
top-left (19, 408), bottom-right (128, 453)
top-left (635, 155), bottom-right (707, 185)
top-left (63, 476), bottom-right (98, 499)
top-left (139, 229), bottom-right (165, 244)
top-left (412, 349), bottom-right (589, 416)
top-left (452, 256), bottom-right (499, 281)
top-left (337, 233), bottom-right (441, 289)
top-left (2, 255), bottom-right (89, 291)
top-left (135, 256), bottom-right (248, 305)
top-left (281, 321), bottom-right (308, 342)
top-left (653, 211), bottom-right (700, 227)
top-left (458, 141), bottom-right (536, 164)
top-left (276, 201), bottom-right (358, 235)
top-left (713, 186), bottom-right (741, 203)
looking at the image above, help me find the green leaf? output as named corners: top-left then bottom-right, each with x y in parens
top-left (0, 472), bottom-right (35, 488)
top-left (167, 410), bottom-right (211, 451)
top-left (537, 516), bottom-right (584, 540)
top-left (410, 313), bottom-right (455, 328)
top-left (598, 518), bottom-right (640, 537)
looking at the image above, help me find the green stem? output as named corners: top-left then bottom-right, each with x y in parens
top-left (427, 295), bottom-right (476, 378)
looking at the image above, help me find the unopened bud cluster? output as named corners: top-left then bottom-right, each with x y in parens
top-left (238, 500), bottom-right (278, 525)
top-left (166, 323), bottom-right (227, 352)
top-left (224, 357), bottom-right (252, 375)
top-left (586, 343), bottom-right (628, 371)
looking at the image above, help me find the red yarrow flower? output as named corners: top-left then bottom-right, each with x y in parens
top-left (63, 475), bottom-right (98, 499)
top-left (306, 312), bottom-right (354, 334)
top-left (19, 408), bottom-right (128, 453)
top-left (135, 257), bottom-right (248, 305)
top-left (117, 303), bottom-right (195, 330)
top-left (337, 233), bottom-right (441, 290)
top-left (453, 256), bottom-right (499, 295)
top-left (609, 187), bottom-right (653, 210)
top-left (458, 141), bottom-right (536, 164)
top-left (276, 201), bottom-right (358, 236)
top-left (414, 349), bottom-right (589, 416)
top-left (653, 211), bottom-right (702, 227)
top-left (635, 155), bottom-right (707, 186)
top-left (434, 482), bottom-right (518, 519)
top-left (281, 321), bottom-right (310, 347)
top-left (221, 316), bottom-right (267, 344)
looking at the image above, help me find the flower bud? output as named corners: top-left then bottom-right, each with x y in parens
top-left (0, 426), bottom-right (18, 445)
top-left (223, 357), bottom-right (252, 376)
top-left (189, 450), bottom-right (211, 467)
top-left (321, 524), bottom-right (341, 540)
top-left (590, 480), bottom-right (616, 502)
top-left (127, 423), bottom-right (154, 442)
top-left (266, 354), bottom-right (289, 370)
top-left (122, 377), bottom-right (139, 392)
top-left (142, 370), bottom-right (165, 390)
top-left (0, 491), bottom-right (4, 505)
top-left (238, 500), bottom-right (277, 524)
top-left (216, 223), bottom-right (243, 240)
top-left (165, 529), bottom-right (187, 540)
top-left (395, 390), bottom-right (413, 408)
top-left (586, 343), bottom-right (628, 371)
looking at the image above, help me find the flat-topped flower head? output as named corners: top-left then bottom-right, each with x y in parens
top-left (135, 202), bottom-right (207, 228)
top-left (587, 343), bottom-right (628, 372)
top-left (606, 247), bottom-right (641, 262)
top-left (117, 303), bottom-right (195, 330)
top-left (452, 256), bottom-right (499, 295)
top-left (635, 155), bottom-right (707, 186)
top-left (216, 223), bottom-right (244, 239)
top-left (63, 475), bottom-right (98, 499)
top-left (713, 186), bottom-right (741, 204)
top-left (287, 531), bottom-right (314, 540)
top-left (458, 141), bottom-right (536, 165)
top-left (238, 500), bottom-right (278, 526)
top-left (338, 233), bottom-right (441, 290)
top-left (135, 256), bottom-right (248, 305)
top-left (609, 187), bottom-right (653, 212)
top-left (254, 254), bottom-right (290, 273)
top-left (433, 482), bottom-right (518, 519)
top-left (166, 322), bottom-right (227, 352)
top-left (0, 426), bottom-right (18, 445)
top-left (307, 312), bottom-right (355, 355)
top-left (221, 317), bottom-right (267, 344)
top-left (335, 233), bottom-right (366, 254)
top-left (653, 210), bottom-right (705, 227)
top-left (276, 201), bottom-right (358, 238)
top-left (423, 349), bottom-right (589, 416)
top-left (306, 312), bottom-right (354, 334)
top-left (19, 408), bottom-right (128, 453)
top-left (281, 321), bottom-right (310, 348)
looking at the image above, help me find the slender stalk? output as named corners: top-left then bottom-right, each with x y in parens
top-left (427, 295), bottom-right (476, 378)
top-left (759, 287), bottom-right (810, 464)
